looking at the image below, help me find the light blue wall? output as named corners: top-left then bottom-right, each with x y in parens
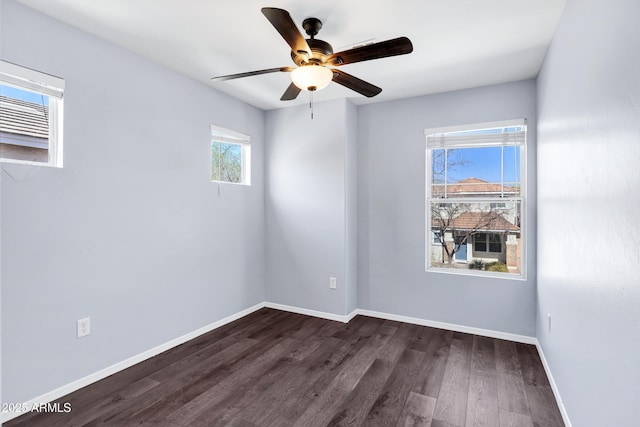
top-left (265, 99), bottom-right (356, 316)
top-left (537, 0), bottom-right (640, 425)
top-left (1, 0), bottom-right (265, 404)
top-left (357, 80), bottom-right (538, 336)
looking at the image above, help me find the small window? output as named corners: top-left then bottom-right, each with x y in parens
top-left (474, 233), bottom-right (502, 253)
top-left (210, 124), bottom-right (251, 185)
top-left (0, 61), bottom-right (64, 167)
top-left (432, 231), bottom-right (442, 244)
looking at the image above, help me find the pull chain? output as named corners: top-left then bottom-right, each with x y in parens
top-left (310, 90), bottom-right (314, 119)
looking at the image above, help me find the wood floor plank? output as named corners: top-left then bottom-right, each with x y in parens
top-left (377, 321), bottom-right (416, 363)
top-left (93, 338), bottom-right (262, 425)
top-left (364, 348), bottom-right (425, 426)
top-left (406, 323), bottom-right (436, 353)
top-left (498, 410), bottom-right (534, 427)
top-left (515, 343), bottom-right (551, 388)
top-left (188, 350), bottom-right (305, 426)
top-left (325, 322), bottom-right (417, 426)
top-left (260, 320), bottom-right (385, 427)
top-left (164, 337), bottom-right (301, 425)
top-left (202, 337), bottom-right (344, 426)
top-left (5, 310), bottom-right (563, 427)
top-left (523, 384), bottom-right (565, 427)
top-left (291, 322), bottom-right (399, 427)
top-left (465, 336), bottom-right (499, 427)
top-left (412, 328), bottom-right (455, 399)
top-left (494, 339), bottom-right (530, 417)
top-left (395, 391), bottom-right (437, 427)
top-left (326, 358), bottom-right (394, 426)
top-left (432, 332), bottom-right (474, 426)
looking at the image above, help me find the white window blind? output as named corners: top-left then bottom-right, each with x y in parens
top-left (210, 124), bottom-right (250, 145)
top-left (0, 60), bottom-right (64, 99)
top-left (425, 119), bottom-right (526, 149)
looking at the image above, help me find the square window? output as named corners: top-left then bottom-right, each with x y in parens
top-left (0, 61), bottom-right (64, 167)
top-left (210, 125), bottom-right (250, 185)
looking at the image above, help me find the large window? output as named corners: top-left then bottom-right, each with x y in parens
top-left (426, 119), bottom-right (526, 277)
top-left (210, 124), bottom-right (251, 185)
top-left (0, 61), bottom-right (64, 167)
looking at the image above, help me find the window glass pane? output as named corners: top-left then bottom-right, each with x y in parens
top-left (0, 84), bottom-right (50, 163)
top-left (489, 234), bottom-right (502, 253)
top-left (429, 200), bottom-right (521, 274)
top-left (447, 146), bottom-right (501, 184)
top-left (503, 145), bottom-right (521, 190)
top-left (211, 141), bottom-right (242, 183)
top-left (431, 146), bottom-right (521, 199)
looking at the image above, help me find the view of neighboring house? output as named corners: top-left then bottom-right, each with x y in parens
top-left (430, 177), bottom-right (521, 272)
top-left (0, 94), bottom-right (49, 162)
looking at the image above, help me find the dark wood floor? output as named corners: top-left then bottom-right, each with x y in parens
top-left (6, 308), bottom-right (564, 426)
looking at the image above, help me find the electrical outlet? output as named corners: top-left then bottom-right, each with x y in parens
top-left (329, 277), bottom-right (337, 289)
top-left (77, 317), bottom-right (91, 338)
top-left (547, 314), bottom-right (552, 333)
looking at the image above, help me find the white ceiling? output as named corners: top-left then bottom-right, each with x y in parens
top-left (16, 0), bottom-right (566, 111)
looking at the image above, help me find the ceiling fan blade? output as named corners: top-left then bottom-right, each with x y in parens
top-left (280, 82), bottom-right (302, 101)
top-left (331, 70), bottom-right (382, 97)
top-left (327, 37), bottom-right (413, 66)
top-left (262, 8), bottom-right (312, 61)
top-left (211, 67), bottom-right (294, 82)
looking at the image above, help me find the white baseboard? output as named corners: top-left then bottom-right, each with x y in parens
top-left (535, 341), bottom-right (572, 427)
top-left (355, 308), bottom-right (538, 345)
top-left (1, 302), bottom-right (266, 424)
top-left (264, 302), bottom-right (353, 323)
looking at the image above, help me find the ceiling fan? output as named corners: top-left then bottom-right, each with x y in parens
top-left (211, 7), bottom-right (414, 101)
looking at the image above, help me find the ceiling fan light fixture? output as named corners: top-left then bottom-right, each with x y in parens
top-left (291, 65), bottom-right (333, 91)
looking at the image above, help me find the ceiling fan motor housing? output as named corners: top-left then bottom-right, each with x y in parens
top-left (291, 38), bottom-right (333, 65)
top-left (290, 17), bottom-right (334, 65)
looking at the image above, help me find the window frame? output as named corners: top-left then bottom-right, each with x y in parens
top-left (425, 119), bottom-right (527, 280)
top-left (210, 124), bottom-right (251, 186)
top-left (0, 60), bottom-right (64, 167)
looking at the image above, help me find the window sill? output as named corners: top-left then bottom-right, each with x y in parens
top-left (426, 266), bottom-right (526, 281)
top-left (210, 180), bottom-right (251, 187)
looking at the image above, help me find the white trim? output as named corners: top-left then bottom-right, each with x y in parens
top-left (355, 308), bottom-right (537, 344)
top-left (535, 341), bottom-right (573, 427)
top-left (264, 302), bottom-right (353, 323)
top-left (427, 266), bottom-right (526, 281)
top-left (1, 302), bottom-right (266, 423)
